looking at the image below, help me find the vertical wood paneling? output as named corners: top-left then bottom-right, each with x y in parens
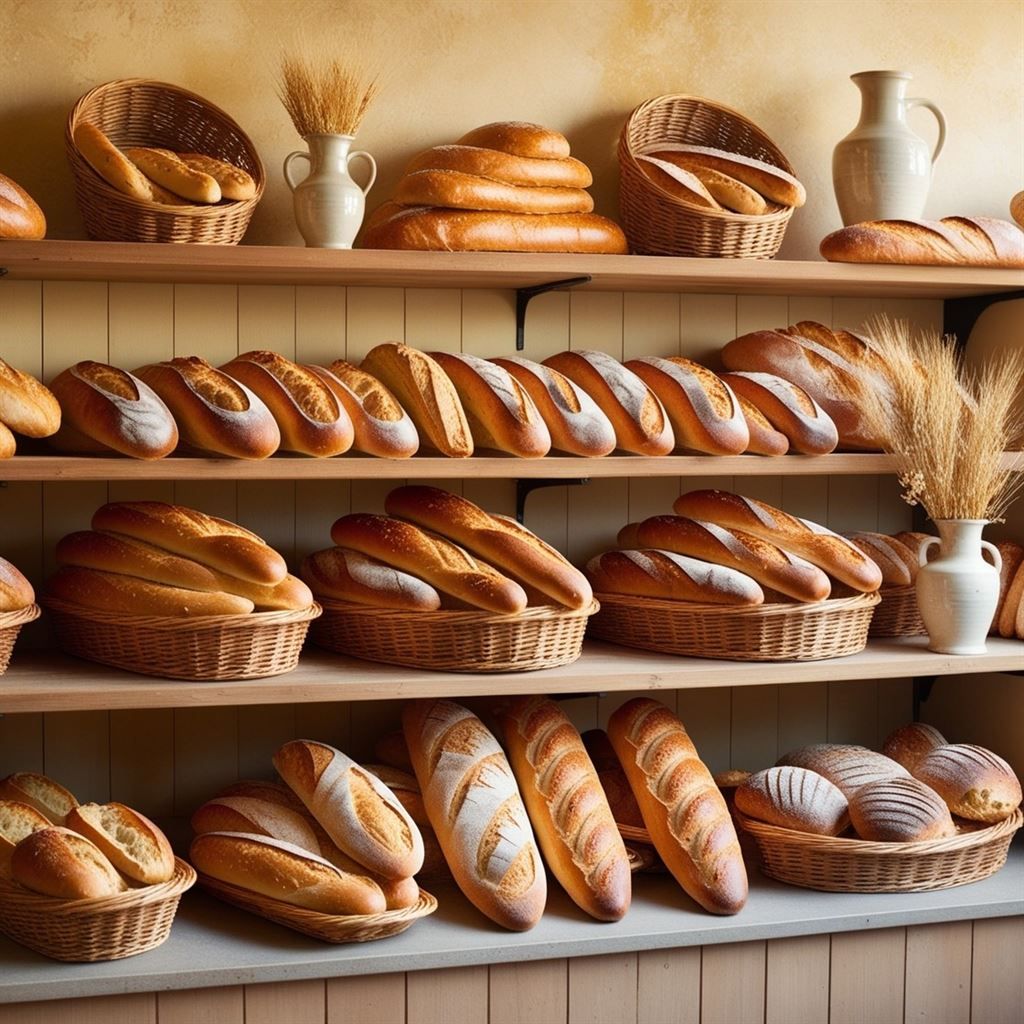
top-left (0, 279), bottom-right (42, 367)
top-left (174, 707), bottom-right (238, 815)
top-left (827, 680), bottom-right (879, 746)
top-left (405, 289), bottom-right (461, 352)
top-left (730, 686), bottom-right (778, 772)
top-left (43, 710), bottom-right (109, 803)
top-left (0, 713), bottom-right (44, 775)
top-left (765, 935), bottom-right (829, 1024)
top-left (904, 921), bottom-right (971, 1022)
top-left (327, 973), bottom-right (406, 1024)
top-left (776, 682), bottom-right (829, 757)
top-left (676, 688), bottom-right (732, 774)
top-left (701, 941), bottom-right (766, 1024)
top-left (346, 287), bottom-right (404, 360)
top-left (109, 709), bottom-right (174, 818)
top-left (830, 928), bottom-right (906, 1024)
top-left (108, 283), bottom-right (173, 368)
top-left (489, 959), bottom-right (568, 1024)
top-left (971, 917), bottom-right (1024, 1024)
top-left (0, 993), bottom-right (156, 1024)
top-left (158, 986), bottom-right (245, 1024)
top-left (245, 979), bottom-right (326, 1024)
top-left (296, 285), bottom-right (347, 364)
top-left (636, 948), bottom-right (700, 1024)
top-left (679, 294), bottom-right (736, 365)
top-left (407, 965), bottom-right (488, 1024)
top-left (568, 952), bottom-right (638, 1024)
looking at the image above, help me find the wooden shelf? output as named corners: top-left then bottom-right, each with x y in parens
top-left (2, 240), bottom-right (1021, 296)
top-left (2, 639), bottom-right (1021, 713)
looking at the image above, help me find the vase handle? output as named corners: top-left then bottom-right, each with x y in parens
top-left (980, 540), bottom-right (1003, 574)
top-left (347, 151), bottom-right (377, 195)
top-left (283, 151), bottom-right (310, 192)
top-left (919, 536), bottom-right (941, 567)
top-left (907, 98), bottom-right (947, 165)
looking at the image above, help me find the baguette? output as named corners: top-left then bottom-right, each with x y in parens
top-left (997, 556), bottom-right (1024, 639)
top-left (580, 730), bottom-right (644, 828)
top-left (735, 394), bottom-right (789, 456)
top-left (0, 801), bottom-right (51, 875)
top-left (847, 777), bottom-right (956, 842)
top-left (734, 766), bottom-right (849, 836)
top-left (404, 145), bottom-right (592, 188)
top-left (607, 698), bottom-right (747, 914)
top-left (65, 802), bottom-right (175, 884)
top-left (677, 163), bottom-right (768, 216)
top-left (881, 722), bottom-right (947, 772)
top-left (0, 772), bottom-right (79, 825)
top-left (11, 826), bottom-right (124, 899)
top-left (124, 147), bottom-right (221, 204)
top-left (845, 532), bottom-right (918, 587)
top-left (456, 121), bottom-right (571, 160)
top-left (73, 123), bottom-right (155, 201)
top-left (636, 155), bottom-right (719, 210)
top-left (911, 744), bottom-right (1022, 823)
top-left (191, 796), bottom-right (321, 854)
top-left (396, 169), bottom-right (593, 214)
top-left (177, 153), bottom-right (257, 200)
top-left (0, 358), bottom-right (61, 438)
top-left (0, 421), bottom-right (13, 459)
top-left (0, 171), bottom-right (46, 239)
top-left (0, 556), bottom-right (34, 612)
top-left (991, 542), bottom-right (1024, 634)
top-left (301, 547), bottom-right (441, 611)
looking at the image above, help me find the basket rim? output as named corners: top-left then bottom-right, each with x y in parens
top-left (0, 603), bottom-right (42, 630)
top-left (593, 591), bottom-right (880, 619)
top-left (41, 598), bottom-right (322, 631)
top-left (318, 597), bottom-right (600, 624)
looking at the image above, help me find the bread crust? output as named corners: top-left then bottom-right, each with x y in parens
top-left (65, 802), bottom-right (175, 884)
top-left (11, 826), bottom-right (125, 899)
top-left (735, 394), bottom-right (789, 455)
top-left (735, 766), bottom-right (849, 836)
top-left (776, 745), bottom-right (909, 798)
top-left (0, 555), bottom-right (34, 612)
top-left (912, 744), bottom-right (1022, 823)
top-left (456, 121), bottom-right (571, 160)
top-left (0, 171), bottom-right (46, 239)
top-left (396, 169), bottom-right (593, 214)
top-left (73, 123), bottom-right (155, 201)
top-left (881, 723), bottom-right (947, 772)
top-left (124, 147), bottom-right (221, 204)
top-left (848, 777), bottom-right (956, 841)
top-left (0, 358), bottom-right (61, 438)
top-left (404, 145), bottom-right (592, 188)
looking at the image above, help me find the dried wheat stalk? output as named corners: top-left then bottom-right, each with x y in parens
top-left (278, 47), bottom-right (379, 138)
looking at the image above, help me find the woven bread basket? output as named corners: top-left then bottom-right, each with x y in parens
top-left (0, 857), bottom-right (196, 962)
top-left (869, 585), bottom-right (927, 637)
top-left (66, 78), bottom-right (265, 243)
top-left (589, 592), bottom-right (878, 661)
top-left (618, 93), bottom-right (797, 258)
top-left (311, 598), bottom-right (597, 673)
top-left (736, 808), bottom-right (1022, 893)
top-left (43, 598), bottom-right (321, 680)
top-left (197, 873), bottom-right (437, 943)
top-left (0, 604), bottom-right (41, 675)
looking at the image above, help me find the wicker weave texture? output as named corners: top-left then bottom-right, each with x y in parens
top-left (589, 592), bottom-right (878, 661)
top-left (869, 585), bottom-right (927, 637)
top-left (618, 94), bottom-right (795, 258)
top-left (0, 858), bottom-right (196, 962)
top-left (44, 599), bottom-right (321, 680)
top-left (311, 599), bottom-right (596, 673)
top-left (0, 604), bottom-right (40, 675)
top-left (66, 79), bottom-right (265, 243)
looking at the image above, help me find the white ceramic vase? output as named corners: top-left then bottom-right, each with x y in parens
top-left (915, 520), bottom-right (1002, 655)
top-left (832, 70), bottom-right (946, 225)
top-left (283, 134), bottom-right (377, 249)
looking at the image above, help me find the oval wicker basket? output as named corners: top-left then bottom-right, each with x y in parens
top-left (66, 78), bottom-right (265, 243)
top-left (43, 598), bottom-right (321, 680)
top-left (0, 857), bottom-right (196, 962)
top-left (736, 808), bottom-right (1022, 894)
top-left (589, 592), bottom-right (879, 661)
top-left (197, 873), bottom-right (437, 943)
top-left (870, 584), bottom-right (927, 637)
top-left (0, 603), bottom-right (41, 675)
top-left (618, 94), bottom-right (797, 258)
top-left (311, 598), bottom-right (597, 673)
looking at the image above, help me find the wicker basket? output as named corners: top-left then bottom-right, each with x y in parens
top-left (870, 585), bottom-right (927, 637)
top-left (589, 592), bottom-right (879, 661)
top-left (618, 94), bottom-right (797, 258)
top-left (311, 599), bottom-right (597, 673)
top-left (0, 857), bottom-right (196, 962)
top-left (0, 604), bottom-right (41, 675)
top-left (736, 808), bottom-right (1022, 894)
top-left (43, 598), bottom-right (321, 680)
top-left (198, 874), bottom-right (437, 943)
top-left (66, 78), bottom-right (265, 243)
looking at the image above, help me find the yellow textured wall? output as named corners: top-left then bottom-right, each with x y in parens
top-left (2, 0), bottom-right (1021, 257)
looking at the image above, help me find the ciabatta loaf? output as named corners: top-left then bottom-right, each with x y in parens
top-left (300, 547), bottom-right (441, 611)
top-left (776, 745), bottom-right (909, 798)
top-left (881, 723), bottom-right (947, 772)
top-left (0, 772), bottom-right (78, 825)
top-left (848, 777), bottom-right (956, 841)
top-left (735, 766), bottom-right (849, 836)
top-left (11, 826), bottom-right (124, 899)
top-left (65, 802), bottom-right (175, 884)
top-left (912, 744), bottom-right (1022, 823)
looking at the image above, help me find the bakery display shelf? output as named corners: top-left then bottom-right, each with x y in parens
top-left (2, 240), bottom-right (1022, 296)
top-left (1, 844), bottom-right (1019, 1005)
top-left (2, 638), bottom-right (1022, 713)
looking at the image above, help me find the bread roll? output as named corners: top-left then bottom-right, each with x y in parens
top-left (0, 556), bottom-right (34, 612)
top-left (0, 772), bottom-right (79, 825)
top-left (73, 123), bottom-right (156, 201)
top-left (428, 352), bottom-right (551, 457)
top-left (0, 171), bottom-right (45, 239)
top-left (359, 343), bottom-right (473, 457)
top-left (403, 698), bottom-right (546, 930)
top-left (273, 740), bottom-right (424, 879)
top-left (191, 796), bottom-right (323, 855)
top-left (457, 122), bottom-right (571, 160)
top-left (177, 153), bottom-right (257, 200)
top-left (846, 532), bottom-right (918, 587)
top-left (625, 357), bottom-right (749, 455)
top-left (543, 350), bottom-right (674, 456)
top-left (301, 546), bottom-right (441, 610)
top-left (124, 147), bottom-right (221, 204)
top-left (735, 394), bottom-right (789, 456)
top-left (991, 542), bottom-right (1024, 634)
top-left (997, 556), bottom-right (1024, 639)
top-left (580, 730), bottom-right (644, 828)
top-left (0, 358), bottom-right (61, 438)
top-left (607, 698), bottom-right (747, 914)
top-left (912, 744), bottom-right (1022, 823)
top-left (135, 357), bottom-right (280, 459)
top-left (0, 800), bottom-right (51, 875)
top-left (735, 766), bottom-right (849, 836)
top-left (498, 696), bottom-right (630, 921)
top-left (776, 745), bottom-right (909, 798)
top-left (636, 155), bottom-right (720, 209)
top-left (65, 802), bottom-right (175, 884)
top-left (396, 169), bottom-right (593, 214)
top-left (405, 145), bottom-right (592, 188)
top-left (881, 723), bottom-right (948, 772)
top-left (848, 777), bottom-right (956, 842)
top-left (11, 826), bottom-right (125, 899)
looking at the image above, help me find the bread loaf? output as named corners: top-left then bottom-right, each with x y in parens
top-left (1012, 191), bottom-right (1024, 228)
top-left (607, 698), bottom-right (747, 914)
top-left (73, 123), bottom-right (156, 201)
top-left (135, 357), bottom-right (280, 459)
top-left (735, 394), bottom-right (789, 456)
top-left (403, 698), bottom-right (546, 930)
top-left (65, 802), bottom-right (175, 884)
top-left (881, 723), bottom-right (947, 772)
top-left (177, 153), bottom-right (257, 200)
top-left (734, 766), bottom-right (849, 836)
top-left (675, 163), bottom-right (768, 216)
top-left (0, 772), bottom-right (79, 825)
top-left (11, 826), bottom-right (125, 899)
top-left (428, 352), bottom-right (551, 458)
top-left (672, 490), bottom-right (884, 592)
top-left (301, 546), bottom-right (441, 610)
top-left (124, 147), bottom-right (221, 204)
top-left (781, 322), bottom-right (893, 381)
top-left (405, 145), bottom-right (592, 188)
top-left (992, 542), bottom-right (1024, 634)
top-left (635, 155), bottom-right (719, 209)
top-left (0, 800), bottom-right (51, 875)
top-left (997, 556), bottom-right (1024, 639)
top-left (845, 532), bottom-right (918, 587)
top-left (848, 777), bottom-right (956, 841)
top-left (191, 796), bottom-right (321, 854)
top-left (912, 744), bottom-right (1022, 823)
top-left (776, 745), bottom-right (909, 798)
top-left (396, 169), bottom-right (593, 214)
top-left (0, 556), bottom-right (34, 612)
top-left (457, 122), bottom-right (571, 160)
top-left (0, 358), bottom-right (61, 438)
top-left (820, 217), bottom-right (1024, 268)
top-left (580, 730), bottom-right (644, 828)
top-left (0, 421), bottom-right (13, 459)
top-left (0, 171), bottom-right (45, 239)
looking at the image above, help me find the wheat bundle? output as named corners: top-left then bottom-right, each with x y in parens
top-left (278, 48), bottom-right (379, 138)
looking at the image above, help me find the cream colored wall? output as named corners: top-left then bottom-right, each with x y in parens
top-left (2, 0), bottom-right (1021, 257)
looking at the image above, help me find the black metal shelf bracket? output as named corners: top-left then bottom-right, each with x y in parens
top-left (515, 276), bottom-right (591, 351)
top-left (515, 478), bottom-right (590, 524)
top-left (912, 675), bottom-right (938, 721)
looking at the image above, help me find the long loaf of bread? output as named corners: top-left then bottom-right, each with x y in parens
top-left (395, 169), bottom-right (594, 214)
top-left (404, 145), bottom-right (593, 188)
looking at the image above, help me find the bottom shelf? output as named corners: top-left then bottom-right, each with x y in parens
top-left (1, 843), bottom-right (1020, 1004)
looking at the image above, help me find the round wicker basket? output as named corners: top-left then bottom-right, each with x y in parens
top-left (870, 585), bottom-right (927, 637)
top-left (66, 78), bottom-right (265, 243)
top-left (0, 603), bottom-right (41, 675)
top-left (618, 94), bottom-right (797, 258)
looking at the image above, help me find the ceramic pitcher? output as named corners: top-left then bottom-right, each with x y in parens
top-left (832, 70), bottom-right (946, 225)
top-left (915, 520), bottom-right (1002, 655)
top-left (284, 134), bottom-right (377, 249)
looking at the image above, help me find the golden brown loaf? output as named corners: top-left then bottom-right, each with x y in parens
top-left (0, 358), bottom-right (61, 438)
top-left (636, 155), bottom-right (719, 209)
top-left (881, 723), bottom-right (948, 773)
top-left (124, 147), bottom-right (221, 204)
top-left (735, 394), bottom-right (790, 456)
top-left (734, 766), bottom-right (850, 836)
top-left (457, 121), bottom-right (571, 160)
top-left (404, 145), bottom-right (593, 188)
top-left (73, 123), bottom-right (156, 201)
top-left (330, 513), bottom-right (527, 613)
top-left (997, 555), bottom-right (1024, 639)
top-left (1012, 191), bottom-right (1024, 228)
top-left (11, 826), bottom-right (125, 899)
top-left (135, 357), bottom-right (281, 459)
top-left (0, 800), bottom-right (50, 874)
top-left (672, 490), bottom-right (884, 592)
top-left (0, 556), bottom-right (34, 612)
top-left (499, 696), bottom-right (631, 921)
top-left (300, 546), bottom-right (441, 611)
top-left (0, 171), bottom-right (46, 239)
top-left (0, 772), bottom-right (79, 825)
top-left (403, 698), bottom-right (547, 930)
top-left (396, 169), bottom-right (594, 214)
top-left (781, 321), bottom-right (892, 379)
top-left (384, 485), bottom-right (592, 609)
top-left (64, 802), bottom-right (175, 884)
top-left (776, 745), bottom-right (910, 798)
top-left (992, 542), bottom-right (1024, 634)
top-left (177, 153), bottom-right (257, 200)
top-left (191, 796), bottom-right (322, 855)
top-left (0, 421), bottom-right (13, 459)
top-left (580, 730), bottom-right (644, 828)
top-left (607, 698), bottom-right (747, 914)
top-left (675, 162), bottom-right (768, 216)
top-left (845, 532), bottom-right (918, 587)
top-left (911, 744), bottom-right (1022, 823)
top-left (847, 777), bottom-right (956, 842)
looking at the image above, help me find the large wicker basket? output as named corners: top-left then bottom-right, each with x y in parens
top-left (66, 78), bottom-right (265, 243)
top-left (311, 599), bottom-right (597, 673)
top-left (736, 808), bottom-right (1022, 893)
top-left (870, 585), bottom-right (927, 637)
top-left (618, 94), bottom-right (797, 258)
top-left (0, 857), bottom-right (196, 962)
top-left (589, 592), bottom-right (878, 661)
top-left (43, 598), bottom-right (321, 680)
top-left (0, 604), bottom-right (41, 675)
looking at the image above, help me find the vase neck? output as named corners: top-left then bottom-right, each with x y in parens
top-left (852, 71), bottom-right (911, 127)
top-left (933, 519), bottom-right (989, 556)
top-left (304, 133), bottom-right (354, 167)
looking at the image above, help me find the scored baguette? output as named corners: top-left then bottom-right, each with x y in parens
top-left (124, 147), bottom-right (221, 204)
top-left (176, 153), bottom-right (257, 200)
top-left (301, 546), bottom-right (441, 611)
top-left (635, 155), bottom-right (719, 210)
top-left (11, 826), bottom-right (125, 899)
top-left (73, 123), bottom-right (155, 201)
top-left (735, 393), bottom-right (790, 456)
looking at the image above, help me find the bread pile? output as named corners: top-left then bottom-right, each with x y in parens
top-left (361, 121), bottom-right (628, 253)
top-left (1, 555), bottom-right (35, 615)
top-left (0, 171), bottom-right (46, 239)
top-left (0, 771), bottom-right (176, 896)
top-left (0, 358), bottom-right (60, 459)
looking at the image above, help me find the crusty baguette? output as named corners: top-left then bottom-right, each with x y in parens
top-left (911, 744), bottom-right (1022, 823)
top-left (12, 826), bottom-right (126, 899)
top-left (735, 766), bottom-right (849, 836)
top-left (776, 745), bottom-right (909, 798)
top-left (301, 546), bottom-right (441, 610)
top-left (847, 777), bottom-right (956, 841)
top-left (124, 147), bottom-right (221, 204)
top-left (845, 532), bottom-right (918, 587)
top-left (73, 123), bottom-right (155, 201)
top-left (456, 121), bottom-right (571, 160)
top-left (65, 802), bottom-right (175, 884)
top-left (997, 557), bottom-right (1024, 639)
top-left (404, 145), bottom-right (592, 188)
top-left (177, 153), bottom-right (257, 200)
top-left (191, 796), bottom-right (321, 854)
top-left (679, 163), bottom-right (768, 216)
top-left (607, 698), bottom-right (747, 914)
top-left (0, 800), bottom-right (51, 875)
top-left (0, 358), bottom-right (61, 438)
top-left (0, 556), bottom-right (34, 612)
top-left (735, 394), bottom-right (790, 456)
top-left (0, 772), bottom-right (79, 825)
top-left (403, 698), bottom-right (547, 930)
top-left (580, 730), bottom-right (644, 828)
top-left (396, 169), bottom-right (594, 214)
top-left (881, 723), bottom-right (947, 772)
top-left (635, 155), bottom-right (719, 210)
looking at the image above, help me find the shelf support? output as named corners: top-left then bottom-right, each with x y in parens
top-left (515, 277), bottom-right (591, 350)
top-left (515, 478), bottom-right (590, 524)
top-left (912, 675), bottom-right (937, 721)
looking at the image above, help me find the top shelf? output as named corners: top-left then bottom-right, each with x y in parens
top-left (1, 240), bottom-right (1022, 296)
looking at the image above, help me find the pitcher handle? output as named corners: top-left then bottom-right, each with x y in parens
top-left (347, 150), bottom-right (377, 195)
top-left (283, 151), bottom-right (310, 192)
top-left (981, 540), bottom-right (1003, 574)
top-left (907, 98), bottom-right (947, 165)
top-left (919, 536), bottom-right (941, 567)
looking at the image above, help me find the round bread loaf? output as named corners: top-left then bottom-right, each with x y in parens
top-left (0, 772), bottom-right (79, 825)
top-left (912, 744), bottom-right (1022, 823)
top-left (395, 169), bottom-right (594, 215)
top-left (848, 777), bottom-right (956, 842)
top-left (735, 766), bottom-right (850, 836)
top-left (65, 802), bottom-right (175, 884)
top-left (0, 171), bottom-right (46, 239)
top-left (881, 723), bottom-right (947, 772)
top-left (0, 358), bottom-right (61, 438)
top-left (11, 826), bottom-right (124, 899)
top-left (300, 547), bottom-right (441, 611)
top-left (776, 745), bottom-right (909, 798)
top-left (0, 556), bottom-right (34, 612)
top-left (456, 121), bottom-right (571, 160)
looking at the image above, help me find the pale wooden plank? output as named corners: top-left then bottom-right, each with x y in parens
top-left (0, 279), bottom-right (42, 371)
top-left (327, 972), bottom-right (405, 1024)
top-left (407, 965), bottom-right (488, 1024)
top-left (0, 992), bottom-right (156, 1024)
top-left (173, 284), bottom-right (238, 365)
top-left (108, 282), bottom-right (173, 368)
top-left (346, 287), bottom-right (405, 361)
top-left (829, 928), bottom-right (906, 1024)
top-left (786, 296), bottom-right (833, 329)
top-left (296, 285), bottom-right (347, 365)
top-left (730, 685), bottom-right (778, 771)
top-left (158, 985), bottom-right (245, 1024)
top-left (736, 295), bottom-right (788, 338)
top-left (42, 281), bottom-right (108, 379)
top-left (238, 284), bottom-right (296, 356)
top-left (701, 940), bottom-right (766, 1024)
top-left (43, 710), bottom-right (110, 803)
top-left (904, 921), bottom-right (971, 1022)
top-left (109, 709), bottom-right (174, 818)
top-left (490, 959), bottom-right (568, 1024)
top-left (636, 947), bottom-right (699, 1024)
top-left (568, 952), bottom-right (638, 1024)
top-left (245, 979), bottom-right (326, 1024)
top-left (971, 917), bottom-right (1024, 1024)
top-left (0, 712), bottom-right (44, 775)
top-left (679, 293), bottom-right (736, 366)
top-left (174, 707), bottom-right (239, 815)
top-left (676, 687), bottom-right (734, 776)
top-left (876, 679), bottom-right (914, 749)
top-left (777, 682), bottom-right (829, 758)
top-left (765, 934), bottom-right (829, 1024)
top-left (461, 288), bottom-right (515, 355)
top-left (405, 289), bottom-right (462, 352)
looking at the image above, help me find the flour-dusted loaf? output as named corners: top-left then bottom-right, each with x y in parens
top-left (607, 698), bottom-right (747, 914)
top-left (0, 772), bottom-right (79, 825)
top-left (65, 802), bottom-right (175, 884)
top-left (11, 826), bottom-right (125, 899)
top-left (403, 698), bottom-right (547, 930)
top-left (300, 546), bottom-right (441, 611)
top-left (735, 766), bottom-right (850, 836)
top-left (0, 358), bottom-right (61, 439)
top-left (0, 556), bottom-right (34, 612)
top-left (845, 532), bottom-right (919, 587)
top-left (847, 777), bottom-right (956, 842)
top-left (735, 393), bottom-right (790, 456)
top-left (191, 796), bottom-right (322, 855)
top-left (912, 744), bottom-right (1022, 823)
top-left (776, 745), bottom-right (910, 798)
top-left (881, 723), bottom-right (948, 772)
